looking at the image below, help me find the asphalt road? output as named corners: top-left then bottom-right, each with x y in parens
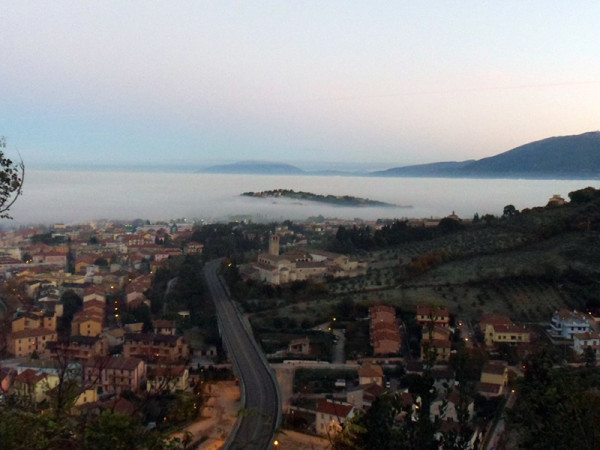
top-left (203, 260), bottom-right (281, 449)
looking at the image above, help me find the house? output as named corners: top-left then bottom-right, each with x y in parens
top-left (371, 328), bottom-right (402, 355)
top-left (103, 328), bottom-right (126, 348)
top-left (83, 287), bottom-right (106, 303)
top-left (146, 365), bottom-right (189, 393)
top-left (75, 255), bottom-right (99, 274)
top-left (421, 338), bottom-right (452, 363)
top-left (8, 328), bottom-right (58, 357)
top-left (488, 323), bottom-right (531, 346)
top-left (358, 363), bottom-right (384, 387)
top-left (573, 331), bottom-right (600, 355)
top-left (477, 362), bottom-right (508, 398)
top-left (550, 309), bottom-right (591, 339)
top-left (123, 333), bottom-right (190, 362)
top-left (315, 399), bottom-right (355, 436)
top-left (421, 326), bottom-right (452, 363)
top-left (417, 305), bottom-right (450, 328)
top-left (41, 251), bottom-right (68, 267)
top-left (74, 388), bottom-right (99, 407)
top-left (84, 356), bottom-right (146, 395)
top-left (44, 335), bottom-right (109, 362)
top-left (346, 383), bottom-right (386, 410)
top-left (71, 299), bottom-right (106, 337)
top-left (71, 312), bottom-right (104, 337)
top-left (12, 369), bottom-right (60, 403)
top-left (479, 314), bottom-right (530, 346)
top-left (125, 287), bottom-right (148, 308)
top-left (152, 320), bottom-right (177, 336)
top-left (369, 305), bottom-right (402, 355)
top-left (183, 242), bottom-right (204, 255)
top-left (12, 310), bottom-right (57, 332)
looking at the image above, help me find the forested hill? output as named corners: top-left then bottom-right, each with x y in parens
top-left (372, 131), bottom-right (600, 179)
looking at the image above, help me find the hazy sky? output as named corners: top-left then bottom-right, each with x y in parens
top-left (2, 1), bottom-right (600, 168)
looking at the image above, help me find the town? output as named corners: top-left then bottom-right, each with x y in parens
top-left (0, 187), bottom-right (599, 448)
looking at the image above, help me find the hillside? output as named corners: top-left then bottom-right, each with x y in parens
top-left (371, 160), bottom-right (474, 177)
top-left (461, 131), bottom-right (600, 177)
top-left (322, 186), bottom-right (600, 321)
top-left (371, 131), bottom-right (600, 179)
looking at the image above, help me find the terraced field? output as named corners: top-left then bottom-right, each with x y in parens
top-left (326, 227), bottom-right (598, 321)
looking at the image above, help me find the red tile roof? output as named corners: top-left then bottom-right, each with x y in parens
top-left (417, 305), bottom-right (450, 318)
top-left (15, 369), bottom-right (47, 385)
top-left (358, 364), bottom-right (384, 378)
top-left (316, 400), bottom-right (353, 417)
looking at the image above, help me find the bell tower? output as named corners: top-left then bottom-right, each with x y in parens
top-left (268, 234), bottom-right (280, 256)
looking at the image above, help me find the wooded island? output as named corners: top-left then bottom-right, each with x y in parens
top-left (241, 189), bottom-right (405, 207)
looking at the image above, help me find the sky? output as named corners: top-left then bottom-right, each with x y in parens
top-left (2, 1), bottom-right (600, 169)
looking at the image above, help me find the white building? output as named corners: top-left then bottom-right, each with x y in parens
top-left (550, 309), bottom-right (591, 339)
top-left (573, 331), bottom-right (600, 355)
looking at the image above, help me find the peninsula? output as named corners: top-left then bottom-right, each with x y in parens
top-left (241, 189), bottom-right (403, 207)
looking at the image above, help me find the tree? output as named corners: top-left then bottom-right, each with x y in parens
top-left (503, 204), bottom-right (517, 218)
top-left (584, 346), bottom-right (597, 368)
top-left (0, 136), bottom-right (25, 219)
top-left (568, 187), bottom-right (600, 204)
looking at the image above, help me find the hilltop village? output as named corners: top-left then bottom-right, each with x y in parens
top-left (0, 188), bottom-right (600, 448)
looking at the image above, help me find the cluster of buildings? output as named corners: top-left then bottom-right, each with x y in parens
top-left (549, 309), bottom-right (600, 356)
top-left (291, 303), bottom-right (541, 441)
top-left (0, 221), bottom-right (199, 410)
top-left (287, 300), bottom-right (600, 441)
top-left (241, 234), bottom-right (367, 285)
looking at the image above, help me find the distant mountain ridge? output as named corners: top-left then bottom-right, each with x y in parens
top-left (459, 131), bottom-right (600, 177)
top-left (372, 131), bottom-right (600, 179)
top-left (200, 132), bottom-right (600, 179)
top-left (199, 161), bottom-right (306, 175)
top-left (371, 160), bottom-right (475, 177)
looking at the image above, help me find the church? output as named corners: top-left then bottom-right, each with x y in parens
top-left (241, 234), bottom-right (367, 285)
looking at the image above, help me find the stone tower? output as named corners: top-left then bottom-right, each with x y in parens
top-left (268, 234), bottom-right (280, 256)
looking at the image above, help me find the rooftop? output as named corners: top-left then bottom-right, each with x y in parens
top-left (315, 399), bottom-right (353, 417)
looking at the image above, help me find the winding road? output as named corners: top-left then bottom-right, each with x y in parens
top-left (203, 260), bottom-right (281, 449)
